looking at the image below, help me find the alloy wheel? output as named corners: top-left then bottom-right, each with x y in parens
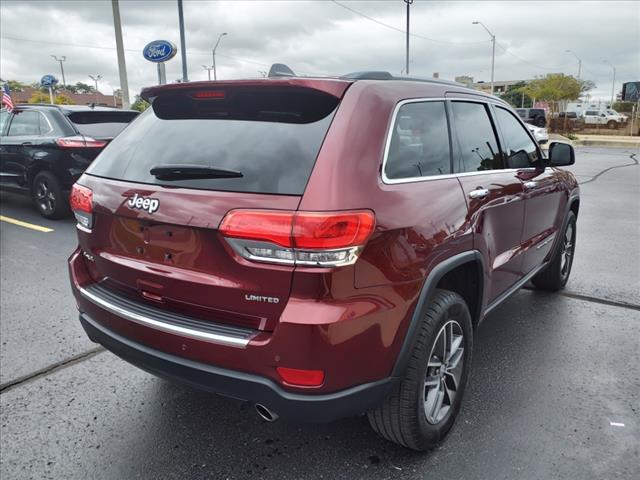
top-left (424, 320), bottom-right (464, 425)
top-left (35, 179), bottom-right (56, 215)
top-left (560, 223), bottom-right (575, 278)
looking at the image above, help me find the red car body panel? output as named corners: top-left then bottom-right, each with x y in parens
top-left (68, 76), bottom-right (579, 417)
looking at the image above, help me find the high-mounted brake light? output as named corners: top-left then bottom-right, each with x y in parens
top-left (69, 184), bottom-right (93, 229)
top-left (219, 210), bottom-right (375, 267)
top-left (193, 90), bottom-right (226, 99)
top-left (57, 136), bottom-right (107, 148)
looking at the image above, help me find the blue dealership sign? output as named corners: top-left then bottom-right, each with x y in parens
top-left (40, 75), bottom-right (58, 87)
top-left (143, 40), bottom-right (177, 63)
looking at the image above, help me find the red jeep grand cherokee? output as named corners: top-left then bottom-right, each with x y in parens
top-left (68, 70), bottom-right (579, 450)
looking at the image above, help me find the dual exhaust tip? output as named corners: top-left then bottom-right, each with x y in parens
top-left (254, 403), bottom-right (279, 422)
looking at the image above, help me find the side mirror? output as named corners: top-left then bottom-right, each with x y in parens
top-left (548, 142), bottom-right (575, 166)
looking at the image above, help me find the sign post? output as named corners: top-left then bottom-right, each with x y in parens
top-left (40, 75), bottom-right (59, 104)
top-left (143, 40), bottom-right (177, 85)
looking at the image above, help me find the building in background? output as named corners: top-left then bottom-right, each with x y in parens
top-left (10, 87), bottom-right (122, 107)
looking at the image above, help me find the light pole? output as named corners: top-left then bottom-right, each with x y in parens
top-left (211, 32), bottom-right (227, 81)
top-left (473, 21), bottom-right (496, 95)
top-left (403, 0), bottom-right (413, 76)
top-left (202, 65), bottom-right (214, 81)
top-left (177, 0), bottom-right (189, 82)
top-left (604, 60), bottom-right (616, 105)
top-left (88, 74), bottom-right (102, 105)
top-left (565, 50), bottom-right (582, 79)
top-left (111, 0), bottom-right (130, 108)
top-left (51, 55), bottom-right (66, 88)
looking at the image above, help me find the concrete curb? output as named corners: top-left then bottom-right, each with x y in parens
top-left (573, 139), bottom-right (640, 148)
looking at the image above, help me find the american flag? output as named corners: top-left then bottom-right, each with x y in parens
top-left (2, 84), bottom-right (14, 112)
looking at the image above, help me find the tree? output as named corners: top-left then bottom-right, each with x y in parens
top-left (0, 79), bottom-right (28, 92)
top-left (500, 81), bottom-right (533, 108)
top-left (131, 95), bottom-right (150, 112)
top-left (28, 91), bottom-right (75, 105)
top-left (520, 74), bottom-right (583, 103)
top-left (65, 82), bottom-right (95, 94)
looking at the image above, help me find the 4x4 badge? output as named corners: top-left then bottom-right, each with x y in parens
top-left (127, 193), bottom-right (160, 214)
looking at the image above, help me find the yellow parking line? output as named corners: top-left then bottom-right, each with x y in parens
top-left (0, 215), bottom-right (54, 233)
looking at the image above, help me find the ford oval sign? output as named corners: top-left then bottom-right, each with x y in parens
top-left (143, 40), bottom-right (177, 63)
top-left (40, 75), bottom-right (58, 87)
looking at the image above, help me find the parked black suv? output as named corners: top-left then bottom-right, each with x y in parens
top-left (0, 104), bottom-right (138, 218)
top-left (515, 108), bottom-right (547, 127)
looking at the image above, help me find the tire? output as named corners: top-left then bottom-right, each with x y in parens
top-left (607, 121), bottom-right (617, 130)
top-left (31, 171), bottom-right (70, 219)
top-left (367, 289), bottom-right (473, 451)
top-left (535, 116), bottom-right (546, 127)
top-left (532, 211), bottom-right (576, 291)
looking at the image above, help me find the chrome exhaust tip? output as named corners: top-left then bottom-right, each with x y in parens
top-left (255, 403), bottom-right (279, 422)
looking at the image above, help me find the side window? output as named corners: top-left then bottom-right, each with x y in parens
top-left (385, 101), bottom-right (451, 180)
top-left (7, 111), bottom-right (41, 136)
top-left (38, 112), bottom-right (52, 135)
top-left (495, 107), bottom-right (540, 169)
top-left (0, 111), bottom-right (8, 136)
top-left (451, 102), bottom-right (501, 173)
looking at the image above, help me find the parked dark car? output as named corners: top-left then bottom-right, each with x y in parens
top-left (515, 107), bottom-right (547, 127)
top-left (550, 111), bottom-right (585, 131)
top-left (68, 70), bottom-right (579, 450)
top-left (0, 104), bottom-right (139, 218)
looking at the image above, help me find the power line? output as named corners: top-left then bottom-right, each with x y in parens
top-left (330, 0), bottom-right (490, 45)
top-left (494, 42), bottom-right (573, 71)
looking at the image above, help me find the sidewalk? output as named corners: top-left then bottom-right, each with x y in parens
top-left (547, 133), bottom-right (640, 149)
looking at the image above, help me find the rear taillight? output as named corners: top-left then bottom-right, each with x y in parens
top-left (56, 136), bottom-right (107, 148)
top-left (69, 184), bottom-right (93, 229)
top-left (219, 210), bottom-right (375, 267)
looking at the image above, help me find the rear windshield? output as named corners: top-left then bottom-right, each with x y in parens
top-left (86, 88), bottom-right (338, 195)
top-left (67, 111), bottom-right (139, 138)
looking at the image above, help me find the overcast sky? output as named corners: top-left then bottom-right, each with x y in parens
top-left (1, 0), bottom-right (638, 101)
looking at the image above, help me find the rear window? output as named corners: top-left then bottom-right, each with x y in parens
top-left (86, 88), bottom-right (338, 195)
top-left (67, 111), bottom-right (139, 138)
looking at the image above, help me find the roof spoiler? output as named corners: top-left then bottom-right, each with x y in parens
top-left (267, 63), bottom-right (296, 78)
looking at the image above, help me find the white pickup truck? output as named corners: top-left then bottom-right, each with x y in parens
top-left (582, 109), bottom-right (628, 129)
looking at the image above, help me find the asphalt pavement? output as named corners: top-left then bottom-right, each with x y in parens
top-left (1, 146), bottom-right (639, 479)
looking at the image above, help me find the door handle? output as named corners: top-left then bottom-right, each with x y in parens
top-left (524, 181), bottom-right (538, 189)
top-left (468, 188), bottom-right (489, 199)
top-left (21, 142), bottom-right (32, 146)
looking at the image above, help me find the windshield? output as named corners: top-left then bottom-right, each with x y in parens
top-left (86, 88), bottom-right (338, 195)
top-left (67, 111), bottom-right (139, 138)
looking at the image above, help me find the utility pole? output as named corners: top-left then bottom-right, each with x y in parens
top-left (89, 75), bottom-right (102, 105)
top-left (177, 0), bottom-right (189, 82)
top-left (565, 50), bottom-right (582, 79)
top-left (473, 21), bottom-right (496, 95)
top-left (111, 0), bottom-right (130, 108)
top-left (50, 55), bottom-right (66, 88)
top-left (212, 32), bottom-right (227, 81)
top-left (403, 0), bottom-right (413, 75)
top-left (604, 60), bottom-right (616, 105)
top-left (202, 65), bottom-right (214, 81)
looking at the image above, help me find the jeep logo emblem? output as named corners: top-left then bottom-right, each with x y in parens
top-left (127, 193), bottom-right (159, 214)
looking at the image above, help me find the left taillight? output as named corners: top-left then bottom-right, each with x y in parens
top-left (56, 136), bottom-right (107, 148)
top-left (219, 209), bottom-right (375, 267)
top-left (69, 183), bottom-right (93, 229)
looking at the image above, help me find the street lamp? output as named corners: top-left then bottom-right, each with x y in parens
top-left (403, 0), bottom-right (413, 76)
top-left (51, 55), bottom-right (66, 88)
top-left (211, 32), bottom-right (228, 81)
top-left (565, 50), bottom-right (582, 79)
top-left (202, 65), bottom-right (214, 81)
top-left (88, 74), bottom-right (102, 105)
top-left (603, 60), bottom-right (616, 105)
top-left (473, 21), bottom-right (496, 95)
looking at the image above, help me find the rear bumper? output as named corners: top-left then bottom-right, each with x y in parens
top-left (80, 312), bottom-right (395, 422)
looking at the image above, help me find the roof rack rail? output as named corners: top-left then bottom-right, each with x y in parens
top-left (267, 63), bottom-right (296, 78)
top-left (341, 71), bottom-right (464, 87)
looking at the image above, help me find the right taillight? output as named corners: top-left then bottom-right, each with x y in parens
top-left (69, 183), bottom-right (93, 229)
top-left (219, 209), bottom-right (375, 267)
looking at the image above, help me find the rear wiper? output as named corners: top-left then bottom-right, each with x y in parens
top-left (150, 164), bottom-right (243, 180)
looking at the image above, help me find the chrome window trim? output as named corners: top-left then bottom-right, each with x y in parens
top-left (37, 111), bottom-right (54, 135)
top-left (381, 96), bottom-right (512, 185)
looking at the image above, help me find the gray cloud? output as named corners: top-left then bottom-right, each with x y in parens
top-left (1, 0), bottom-right (638, 101)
